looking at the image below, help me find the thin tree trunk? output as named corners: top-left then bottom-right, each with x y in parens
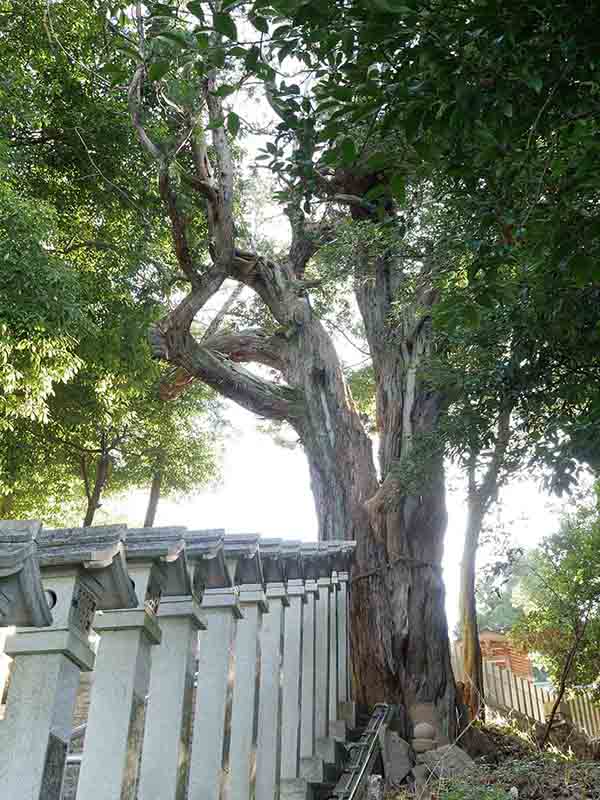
top-left (0, 494), bottom-right (14, 518)
top-left (143, 465), bottom-right (163, 528)
top-left (83, 451), bottom-right (110, 527)
top-left (459, 486), bottom-right (485, 721)
top-left (541, 615), bottom-right (589, 748)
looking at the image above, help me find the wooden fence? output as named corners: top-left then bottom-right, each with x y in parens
top-left (451, 642), bottom-right (600, 739)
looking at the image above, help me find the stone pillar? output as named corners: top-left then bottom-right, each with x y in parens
top-left (255, 582), bottom-right (287, 800)
top-left (76, 558), bottom-right (163, 800)
top-left (279, 579), bottom-right (305, 782)
top-left (226, 584), bottom-right (268, 800)
top-left (0, 572), bottom-right (95, 800)
top-left (0, 628), bottom-right (11, 709)
top-left (314, 576), bottom-right (331, 743)
top-left (299, 580), bottom-right (318, 762)
top-left (188, 588), bottom-right (242, 800)
top-left (336, 573), bottom-right (349, 706)
top-left (328, 574), bottom-right (339, 735)
top-left (137, 596), bottom-right (205, 800)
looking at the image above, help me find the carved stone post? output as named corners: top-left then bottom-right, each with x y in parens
top-left (328, 571), bottom-right (339, 736)
top-left (315, 575), bottom-right (332, 745)
top-left (76, 527), bottom-right (163, 800)
top-left (280, 549), bottom-right (305, 783)
top-left (299, 577), bottom-right (318, 764)
top-left (255, 540), bottom-right (288, 800)
top-left (0, 523), bottom-right (129, 800)
top-left (134, 528), bottom-right (209, 800)
top-left (224, 535), bottom-right (268, 800)
top-left (187, 536), bottom-right (242, 800)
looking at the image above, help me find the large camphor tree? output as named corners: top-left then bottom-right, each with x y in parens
top-left (100, 0), bottom-right (459, 733)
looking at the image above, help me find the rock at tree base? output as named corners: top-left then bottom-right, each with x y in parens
top-left (382, 730), bottom-right (412, 790)
top-left (416, 743), bottom-right (474, 779)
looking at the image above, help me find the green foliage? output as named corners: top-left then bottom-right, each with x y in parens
top-left (512, 489), bottom-right (600, 700)
top-left (0, 0), bottom-right (221, 521)
top-left (476, 549), bottom-right (530, 633)
top-left (0, 158), bottom-right (83, 426)
top-left (440, 783), bottom-right (509, 800)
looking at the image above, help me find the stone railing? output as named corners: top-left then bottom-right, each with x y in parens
top-left (0, 520), bottom-right (355, 800)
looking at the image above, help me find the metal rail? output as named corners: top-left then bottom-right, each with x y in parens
top-left (329, 703), bottom-right (392, 800)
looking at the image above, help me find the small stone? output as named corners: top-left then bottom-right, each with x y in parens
top-left (413, 721), bottom-right (436, 739)
top-left (366, 774), bottom-right (384, 800)
top-left (412, 737), bottom-right (436, 753)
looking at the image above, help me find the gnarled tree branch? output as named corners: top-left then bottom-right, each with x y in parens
top-left (204, 328), bottom-right (289, 371)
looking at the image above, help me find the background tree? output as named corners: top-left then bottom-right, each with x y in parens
top-left (512, 492), bottom-right (600, 745)
top-left (0, 0), bottom-right (221, 526)
top-left (429, 252), bottom-right (600, 718)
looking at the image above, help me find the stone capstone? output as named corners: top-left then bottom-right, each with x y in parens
top-left (412, 737), bottom-right (436, 753)
top-left (382, 730), bottom-right (412, 789)
top-left (416, 744), bottom-right (474, 779)
top-left (413, 721), bottom-right (436, 739)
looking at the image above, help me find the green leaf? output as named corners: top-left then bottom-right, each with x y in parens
top-left (227, 111), bottom-right (240, 138)
top-left (214, 12), bottom-right (237, 40)
top-left (340, 136), bottom-right (356, 165)
top-left (206, 115), bottom-right (225, 130)
top-left (186, 0), bottom-right (205, 20)
top-left (390, 173), bottom-right (406, 202)
top-left (526, 76), bottom-right (543, 94)
top-left (371, 0), bottom-right (413, 12)
top-left (147, 60), bottom-right (171, 81)
top-left (213, 83), bottom-right (236, 97)
top-left (113, 41), bottom-right (140, 61)
top-left (250, 13), bottom-right (269, 34)
top-left (157, 30), bottom-right (190, 48)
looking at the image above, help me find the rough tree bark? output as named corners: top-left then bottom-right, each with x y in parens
top-left (129, 13), bottom-right (458, 738)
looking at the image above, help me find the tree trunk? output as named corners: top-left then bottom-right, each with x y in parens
top-left (0, 494), bottom-right (14, 518)
top-left (284, 301), bottom-right (457, 739)
top-left (83, 451), bottom-right (110, 527)
top-left (143, 465), bottom-right (163, 528)
top-left (459, 494), bottom-right (485, 721)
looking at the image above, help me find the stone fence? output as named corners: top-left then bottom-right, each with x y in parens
top-left (0, 520), bottom-right (356, 800)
